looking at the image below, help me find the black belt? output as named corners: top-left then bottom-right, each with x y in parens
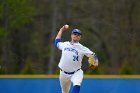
top-left (60, 68), bottom-right (80, 75)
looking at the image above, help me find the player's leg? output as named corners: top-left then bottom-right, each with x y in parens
top-left (59, 71), bottom-right (71, 93)
top-left (71, 69), bottom-right (83, 93)
top-left (71, 85), bottom-right (80, 93)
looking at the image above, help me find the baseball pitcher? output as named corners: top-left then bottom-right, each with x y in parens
top-left (54, 25), bottom-right (98, 93)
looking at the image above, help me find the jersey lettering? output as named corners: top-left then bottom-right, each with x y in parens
top-left (64, 47), bottom-right (78, 55)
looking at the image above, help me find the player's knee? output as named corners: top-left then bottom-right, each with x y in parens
top-left (73, 81), bottom-right (82, 86)
top-left (72, 78), bottom-right (82, 86)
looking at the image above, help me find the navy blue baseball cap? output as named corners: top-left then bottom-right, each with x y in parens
top-left (71, 29), bottom-right (82, 35)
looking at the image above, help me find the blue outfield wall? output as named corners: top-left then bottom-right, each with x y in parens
top-left (0, 75), bottom-right (140, 93)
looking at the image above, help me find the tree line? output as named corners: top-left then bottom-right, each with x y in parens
top-left (0, 0), bottom-right (140, 74)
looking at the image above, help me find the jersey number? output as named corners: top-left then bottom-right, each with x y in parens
top-left (73, 55), bottom-right (79, 61)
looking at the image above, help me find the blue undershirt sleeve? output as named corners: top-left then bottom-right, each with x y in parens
top-left (54, 38), bottom-right (61, 48)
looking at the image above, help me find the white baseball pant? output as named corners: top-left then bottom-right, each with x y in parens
top-left (59, 69), bottom-right (83, 93)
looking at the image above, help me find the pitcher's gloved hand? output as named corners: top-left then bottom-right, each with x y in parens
top-left (88, 54), bottom-right (98, 69)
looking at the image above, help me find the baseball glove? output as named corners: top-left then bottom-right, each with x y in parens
top-left (88, 54), bottom-right (98, 68)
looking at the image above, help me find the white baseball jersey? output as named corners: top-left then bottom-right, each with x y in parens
top-left (57, 41), bottom-right (93, 72)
